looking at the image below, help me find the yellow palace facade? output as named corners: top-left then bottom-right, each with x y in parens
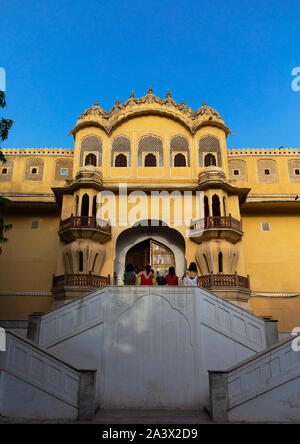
top-left (1, 88), bottom-right (300, 334)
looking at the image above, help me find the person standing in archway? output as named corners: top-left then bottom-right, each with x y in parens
top-left (165, 267), bottom-right (178, 286)
top-left (123, 264), bottom-right (136, 285)
top-left (183, 262), bottom-right (198, 286)
top-left (138, 265), bottom-right (153, 286)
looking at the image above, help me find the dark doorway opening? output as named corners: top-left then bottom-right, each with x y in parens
top-left (125, 239), bottom-right (175, 275)
top-left (81, 194), bottom-right (89, 217)
top-left (144, 153), bottom-right (157, 167)
top-left (85, 153), bottom-right (97, 166)
top-left (204, 153), bottom-right (216, 167)
top-left (115, 153), bottom-right (127, 167)
top-left (212, 194), bottom-right (221, 217)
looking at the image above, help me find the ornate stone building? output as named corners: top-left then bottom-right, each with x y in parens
top-left (1, 87), bottom-right (300, 334)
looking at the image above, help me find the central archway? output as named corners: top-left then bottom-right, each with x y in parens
top-left (114, 220), bottom-right (186, 283)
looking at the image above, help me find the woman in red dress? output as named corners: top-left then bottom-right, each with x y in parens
top-left (138, 264), bottom-right (153, 286)
top-left (165, 266), bottom-right (178, 286)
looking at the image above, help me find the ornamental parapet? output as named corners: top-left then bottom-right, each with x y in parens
top-left (58, 215), bottom-right (111, 243)
top-left (52, 273), bottom-right (110, 289)
top-left (190, 215), bottom-right (243, 243)
top-left (198, 272), bottom-right (250, 289)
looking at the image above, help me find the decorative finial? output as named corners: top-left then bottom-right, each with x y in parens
top-left (148, 85), bottom-right (153, 94)
top-left (203, 100), bottom-right (206, 106)
top-left (181, 99), bottom-right (185, 105)
top-left (116, 97), bottom-right (120, 105)
top-left (130, 91), bottom-right (135, 98)
top-left (166, 89), bottom-right (171, 98)
top-left (95, 99), bottom-right (98, 106)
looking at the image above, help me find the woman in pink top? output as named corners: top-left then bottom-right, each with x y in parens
top-left (138, 264), bottom-right (153, 286)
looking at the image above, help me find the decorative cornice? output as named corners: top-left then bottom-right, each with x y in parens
top-left (69, 91), bottom-right (230, 136)
top-left (0, 193), bottom-right (54, 197)
top-left (228, 148), bottom-right (300, 156)
top-left (2, 148), bottom-right (73, 155)
top-left (251, 293), bottom-right (300, 298)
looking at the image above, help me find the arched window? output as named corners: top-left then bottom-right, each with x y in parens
top-left (223, 197), bottom-right (227, 216)
top-left (67, 252), bottom-right (72, 273)
top-left (92, 254), bottom-right (98, 273)
top-left (111, 136), bottom-right (131, 167)
top-left (199, 136), bottom-right (221, 167)
top-left (79, 251), bottom-right (83, 272)
top-left (85, 153), bottom-right (97, 166)
top-left (81, 194), bottom-right (89, 217)
top-left (75, 195), bottom-right (79, 216)
top-left (204, 196), bottom-right (209, 218)
top-left (92, 195), bottom-right (97, 217)
top-left (174, 153), bottom-right (186, 167)
top-left (144, 153), bottom-right (157, 167)
top-left (204, 153), bottom-right (216, 167)
top-left (203, 253), bottom-right (210, 273)
top-left (170, 136), bottom-right (190, 166)
top-left (115, 153), bottom-right (127, 167)
top-left (212, 194), bottom-right (221, 216)
top-left (218, 252), bottom-right (223, 273)
top-left (138, 135), bottom-right (163, 166)
top-left (80, 136), bottom-right (102, 167)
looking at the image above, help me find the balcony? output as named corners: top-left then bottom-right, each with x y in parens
top-left (52, 273), bottom-right (111, 289)
top-left (58, 214), bottom-right (111, 243)
top-left (189, 214), bottom-right (243, 243)
top-left (198, 272), bottom-right (250, 289)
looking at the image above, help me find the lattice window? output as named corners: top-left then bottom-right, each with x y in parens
top-left (54, 159), bottom-right (73, 181)
top-left (138, 135), bottom-right (163, 167)
top-left (288, 159), bottom-right (300, 182)
top-left (111, 136), bottom-right (131, 166)
top-left (79, 135), bottom-right (102, 167)
top-left (257, 159), bottom-right (278, 183)
top-left (170, 135), bottom-right (190, 166)
top-left (24, 158), bottom-right (44, 181)
top-left (199, 135), bottom-right (222, 167)
top-left (0, 159), bottom-right (14, 182)
top-left (228, 159), bottom-right (248, 181)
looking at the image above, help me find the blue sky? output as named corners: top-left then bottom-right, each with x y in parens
top-left (1, 0), bottom-right (299, 149)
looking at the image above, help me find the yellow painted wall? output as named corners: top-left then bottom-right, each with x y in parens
top-left (240, 213), bottom-right (300, 293)
top-left (0, 295), bottom-right (53, 320)
top-left (0, 215), bottom-right (60, 292)
top-left (250, 297), bottom-right (300, 332)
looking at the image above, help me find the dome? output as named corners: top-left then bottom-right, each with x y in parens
top-left (78, 99), bottom-right (106, 120)
top-left (194, 101), bottom-right (223, 121)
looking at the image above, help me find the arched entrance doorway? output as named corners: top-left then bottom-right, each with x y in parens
top-left (114, 220), bottom-right (186, 283)
top-left (125, 239), bottom-right (175, 275)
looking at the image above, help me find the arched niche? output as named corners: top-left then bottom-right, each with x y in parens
top-left (114, 221), bottom-right (186, 281)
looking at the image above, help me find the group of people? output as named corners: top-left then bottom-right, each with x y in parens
top-left (123, 262), bottom-right (198, 286)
